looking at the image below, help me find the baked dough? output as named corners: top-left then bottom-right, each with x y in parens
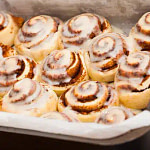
top-left (15, 15), bottom-right (63, 62)
top-left (2, 78), bottom-right (58, 116)
top-left (84, 32), bottom-right (134, 82)
top-left (40, 49), bottom-right (89, 95)
top-left (60, 13), bottom-right (112, 52)
top-left (129, 12), bottom-right (150, 51)
top-left (96, 106), bottom-right (134, 125)
top-left (115, 51), bottom-right (150, 109)
top-left (0, 12), bottom-right (23, 46)
top-left (0, 55), bottom-right (39, 98)
top-left (58, 80), bottom-right (119, 122)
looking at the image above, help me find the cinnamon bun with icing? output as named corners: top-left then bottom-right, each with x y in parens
top-left (130, 12), bottom-right (150, 51)
top-left (60, 13), bottom-right (112, 52)
top-left (58, 81), bottom-right (119, 122)
top-left (39, 49), bottom-right (88, 95)
top-left (96, 106), bottom-right (134, 125)
top-left (14, 15), bottom-right (63, 62)
top-left (0, 43), bottom-right (16, 59)
top-left (0, 55), bottom-right (39, 99)
top-left (115, 51), bottom-right (150, 109)
top-left (2, 78), bottom-right (58, 116)
top-left (0, 12), bottom-right (24, 46)
top-left (84, 32), bottom-right (134, 82)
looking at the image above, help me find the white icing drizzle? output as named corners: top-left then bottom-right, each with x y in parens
top-left (87, 32), bottom-right (129, 71)
top-left (17, 15), bottom-right (60, 51)
top-left (41, 49), bottom-right (80, 86)
top-left (60, 81), bottom-right (109, 112)
top-left (2, 78), bottom-right (57, 113)
top-left (116, 51), bottom-right (150, 91)
top-left (62, 13), bottom-right (111, 51)
top-left (130, 12), bottom-right (150, 51)
top-left (96, 106), bottom-right (133, 125)
top-left (0, 55), bottom-right (36, 93)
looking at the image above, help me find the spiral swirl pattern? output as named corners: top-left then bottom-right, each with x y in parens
top-left (8, 78), bottom-right (41, 104)
top-left (59, 81), bottom-right (119, 116)
top-left (2, 78), bottom-right (58, 116)
top-left (61, 13), bottom-right (112, 51)
top-left (130, 12), bottom-right (150, 51)
top-left (116, 51), bottom-right (150, 92)
top-left (41, 49), bottom-right (88, 95)
top-left (0, 55), bottom-right (37, 95)
top-left (85, 32), bottom-right (130, 82)
top-left (96, 106), bottom-right (133, 125)
top-left (115, 51), bottom-right (150, 109)
top-left (15, 15), bottom-right (62, 62)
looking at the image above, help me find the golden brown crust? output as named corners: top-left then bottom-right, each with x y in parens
top-left (2, 78), bottom-right (58, 116)
top-left (84, 32), bottom-right (131, 82)
top-left (96, 106), bottom-right (134, 125)
top-left (115, 51), bottom-right (150, 109)
top-left (0, 43), bottom-right (16, 58)
top-left (15, 15), bottom-right (63, 62)
top-left (61, 13), bottom-right (112, 51)
top-left (58, 81), bottom-right (119, 122)
top-left (40, 49), bottom-right (88, 95)
top-left (130, 12), bottom-right (150, 51)
top-left (0, 55), bottom-right (38, 97)
top-left (12, 15), bottom-right (24, 28)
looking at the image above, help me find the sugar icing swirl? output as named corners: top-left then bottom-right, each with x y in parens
top-left (41, 49), bottom-right (85, 86)
top-left (0, 55), bottom-right (37, 92)
top-left (96, 106), bottom-right (133, 125)
top-left (130, 12), bottom-right (150, 51)
top-left (62, 13), bottom-right (111, 50)
top-left (17, 15), bottom-right (60, 50)
top-left (8, 78), bottom-right (41, 104)
top-left (59, 81), bottom-right (118, 113)
top-left (87, 32), bottom-right (129, 72)
top-left (116, 51), bottom-right (150, 92)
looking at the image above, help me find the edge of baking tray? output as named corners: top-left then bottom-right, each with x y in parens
top-left (0, 126), bottom-right (149, 146)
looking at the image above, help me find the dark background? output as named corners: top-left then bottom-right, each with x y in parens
top-left (0, 131), bottom-right (149, 150)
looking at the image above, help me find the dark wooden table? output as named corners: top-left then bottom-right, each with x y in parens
top-left (0, 131), bottom-right (149, 150)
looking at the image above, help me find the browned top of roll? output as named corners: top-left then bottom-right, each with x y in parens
top-left (0, 55), bottom-right (37, 88)
top-left (41, 49), bottom-right (86, 87)
top-left (96, 106), bottom-right (133, 125)
top-left (59, 81), bottom-right (118, 114)
top-left (87, 32), bottom-right (129, 72)
top-left (116, 51), bottom-right (150, 92)
top-left (61, 13), bottom-right (111, 50)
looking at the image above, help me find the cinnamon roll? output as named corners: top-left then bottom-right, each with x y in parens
top-left (0, 12), bottom-right (24, 46)
top-left (14, 15), bottom-right (63, 62)
top-left (0, 55), bottom-right (39, 98)
top-left (115, 51), bottom-right (150, 109)
top-left (84, 32), bottom-right (133, 82)
top-left (96, 106), bottom-right (134, 125)
top-left (0, 43), bottom-right (16, 59)
top-left (58, 81), bottom-right (119, 122)
top-left (41, 111), bottom-right (79, 122)
top-left (40, 49), bottom-right (88, 95)
top-left (130, 12), bottom-right (150, 51)
top-left (2, 78), bottom-right (58, 116)
top-left (60, 13), bottom-right (112, 51)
